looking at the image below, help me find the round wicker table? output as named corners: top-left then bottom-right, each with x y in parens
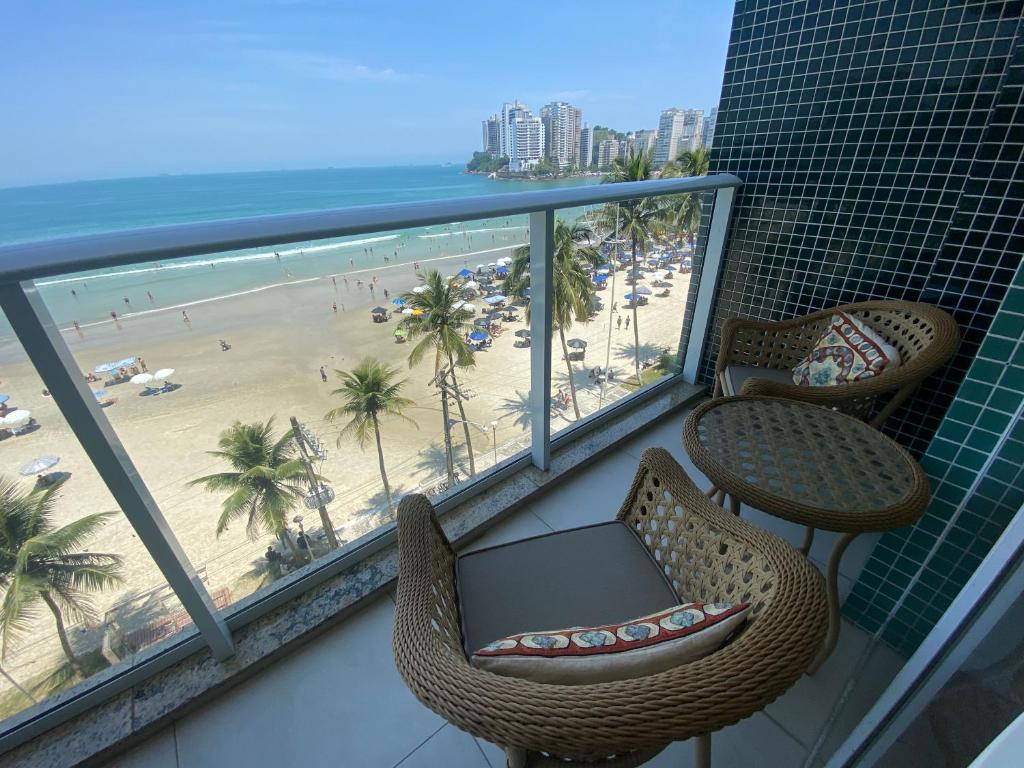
top-left (683, 396), bottom-right (930, 671)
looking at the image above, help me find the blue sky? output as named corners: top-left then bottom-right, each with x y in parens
top-left (0, 1), bottom-right (734, 188)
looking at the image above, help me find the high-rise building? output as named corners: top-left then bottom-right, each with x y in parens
top-left (701, 107), bottom-right (718, 149)
top-left (498, 101), bottom-right (531, 158)
top-left (540, 102), bottom-right (582, 169)
top-left (654, 108), bottom-right (704, 165)
top-left (482, 115), bottom-right (501, 156)
top-left (597, 139), bottom-right (620, 168)
top-left (508, 112), bottom-right (545, 172)
top-left (578, 124), bottom-right (593, 169)
top-left (626, 129), bottom-right (657, 156)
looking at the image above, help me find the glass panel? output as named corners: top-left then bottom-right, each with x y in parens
top-left (543, 191), bottom-right (703, 436)
top-left (30, 217), bottom-right (532, 610)
top-left (0, 310), bottom-right (192, 725)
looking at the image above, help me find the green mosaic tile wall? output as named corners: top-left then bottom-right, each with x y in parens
top-left (844, 262), bottom-right (1024, 655)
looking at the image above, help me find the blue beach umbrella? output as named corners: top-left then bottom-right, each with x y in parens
top-left (94, 357), bottom-right (135, 373)
top-left (635, 286), bottom-right (653, 295)
top-left (624, 293), bottom-right (642, 301)
top-left (468, 331), bottom-right (488, 342)
top-left (391, 297), bottom-right (407, 306)
top-left (457, 268), bottom-right (475, 278)
top-left (93, 390), bottom-right (108, 399)
top-left (0, 395), bottom-right (8, 404)
top-left (495, 266), bottom-right (509, 275)
top-left (592, 274), bottom-right (609, 283)
top-left (484, 295), bottom-right (507, 305)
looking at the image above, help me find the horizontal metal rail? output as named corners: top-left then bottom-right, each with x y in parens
top-left (0, 175), bottom-right (741, 282)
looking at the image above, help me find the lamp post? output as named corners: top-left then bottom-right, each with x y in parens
top-left (490, 420), bottom-right (499, 466)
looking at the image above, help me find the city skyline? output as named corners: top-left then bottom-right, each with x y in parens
top-left (0, 1), bottom-right (733, 188)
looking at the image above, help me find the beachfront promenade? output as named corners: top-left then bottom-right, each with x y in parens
top-left (0, 246), bottom-right (691, 698)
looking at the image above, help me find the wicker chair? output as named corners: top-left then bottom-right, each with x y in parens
top-left (712, 300), bottom-right (959, 427)
top-left (393, 448), bottom-right (827, 767)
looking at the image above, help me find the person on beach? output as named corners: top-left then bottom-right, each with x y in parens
top-left (110, 310), bottom-right (118, 322)
top-left (73, 320), bottom-right (82, 336)
top-left (332, 302), bottom-right (338, 314)
top-left (71, 289), bottom-right (78, 300)
top-left (147, 291), bottom-right (154, 303)
top-left (383, 289), bottom-right (389, 299)
top-left (369, 284), bottom-right (375, 296)
top-left (343, 278), bottom-right (349, 289)
top-left (331, 276), bottom-right (337, 290)
top-left (320, 366), bottom-right (328, 383)
top-left (625, 316), bottom-right (630, 329)
top-left (275, 252), bottom-right (281, 262)
top-left (139, 357), bottom-right (147, 372)
top-left (182, 310), bottom-right (191, 324)
top-left (350, 258), bottom-right (355, 267)
top-left (123, 296), bottom-right (130, 305)
top-left (617, 316), bottom-right (622, 330)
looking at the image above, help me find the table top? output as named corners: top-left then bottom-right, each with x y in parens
top-left (683, 396), bottom-right (930, 532)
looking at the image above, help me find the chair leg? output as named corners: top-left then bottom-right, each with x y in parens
top-left (695, 733), bottom-right (711, 768)
top-left (705, 484), bottom-right (719, 498)
top-left (728, 494), bottom-right (740, 516)
top-left (505, 746), bottom-right (527, 768)
top-left (800, 526), bottom-right (815, 556)
top-left (809, 532), bottom-right (858, 674)
top-left (713, 489), bottom-right (725, 507)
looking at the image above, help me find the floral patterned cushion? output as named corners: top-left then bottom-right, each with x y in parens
top-left (470, 601), bottom-right (750, 685)
top-left (792, 311), bottom-right (901, 387)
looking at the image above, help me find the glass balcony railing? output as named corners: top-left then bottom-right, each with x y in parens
top-left (0, 173), bottom-right (739, 748)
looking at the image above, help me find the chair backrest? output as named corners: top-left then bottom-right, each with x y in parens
top-left (839, 300), bottom-right (959, 374)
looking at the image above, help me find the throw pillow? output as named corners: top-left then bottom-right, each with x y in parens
top-left (792, 311), bottom-right (901, 386)
top-left (470, 601), bottom-right (750, 685)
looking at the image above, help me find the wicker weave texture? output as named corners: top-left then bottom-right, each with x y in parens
top-left (712, 300), bottom-right (959, 426)
top-left (393, 449), bottom-right (828, 763)
top-left (684, 397), bottom-right (931, 533)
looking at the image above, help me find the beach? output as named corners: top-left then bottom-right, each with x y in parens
top-left (0, 167), bottom-right (692, 704)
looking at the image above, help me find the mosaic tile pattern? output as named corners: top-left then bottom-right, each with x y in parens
top-left (687, 0), bottom-right (1023, 457)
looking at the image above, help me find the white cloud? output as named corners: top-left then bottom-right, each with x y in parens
top-left (253, 49), bottom-right (412, 83)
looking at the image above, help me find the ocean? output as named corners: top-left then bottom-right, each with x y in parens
top-left (0, 166), bottom-right (599, 333)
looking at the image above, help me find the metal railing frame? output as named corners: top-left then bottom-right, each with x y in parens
top-left (0, 173), bottom-right (739, 751)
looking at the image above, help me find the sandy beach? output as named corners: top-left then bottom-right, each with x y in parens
top-left (0, 246), bottom-right (691, 694)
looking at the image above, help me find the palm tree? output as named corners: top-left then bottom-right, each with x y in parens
top-left (189, 419), bottom-right (308, 559)
top-left (662, 147), bottom-right (710, 249)
top-left (601, 147), bottom-right (668, 384)
top-left (325, 358), bottom-right (415, 516)
top-left (400, 270), bottom-right (477, 483)
top-left (506, 220), bottom-right (600, 419)
top-left (0, 478), bottom-right (123, 678)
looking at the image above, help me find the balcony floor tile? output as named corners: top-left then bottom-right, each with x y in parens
top-left (105, 727), bottom-right (177, 768)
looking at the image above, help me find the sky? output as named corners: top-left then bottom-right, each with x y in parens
top-left (0, 1), bottom-right (734, 188)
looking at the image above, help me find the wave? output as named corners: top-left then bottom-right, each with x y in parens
top-left (35, 234), bottom-right (400, 287)
top-left (418, 226), bottom-right (526, 240)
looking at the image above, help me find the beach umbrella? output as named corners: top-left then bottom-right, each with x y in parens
top-left (515, 329), bottom-right (531, 339)
top-left (462, 303), bottom-right (477, 313)
top-left (457, 268), bottom-right (474, 278)
top-left (635, 286), bottom-right (653, 295)
top-left (371, 306), bottom-right (388, 314)
top-left (412, 286), bottom-right (427, 294)
top-left (476, 264), bottom-right (486, 271)
top-left (663, 265), bottom-right (675, 273)
top-left (153, 368), bottom-right (175, 381)
top-left (401, 307), bottom-right (414, 315)
top-left (624, 293), bottom-right (643, 301)
top-left (452, 300), bottom-right (465, 310)
top-left (566, 338), bottom-right (587, 349)
top-left (596, 268), bottom-right (611, 275)
top-left (94, 356), bottom-right (135, 374)
top-left (391, 297), bottom-right (407, 306)
top-left (0, 395), bottom-right (8, 404)
top-left (19, 455), bottom-right (59, 476)
top-left (484, 295), bottom-right (507, 305)
top-left (393, 327), bottom-right (406, 338)
top-left (92, 389), bottom-right (108, 400)
top-left (463, 280), bottom-right (479, 290)
top-left (473, 318), bottom-right (490, 328)
top-left (130, 373), bottom-right (154, 386)
top-left (411, 308), bottom-right (424, 316)
top-left (468, 331), bottom-right (488, 342)
top-left (495, 266), bottom-right (509, 275)
top-left (497, 256), bottom-right (512, 265)
top-left (2, 410), bottom-right (31, 428)
top-left (487, 262), bottom-right (497, 268)
top-left (592, 274), bottom-right (609, 283)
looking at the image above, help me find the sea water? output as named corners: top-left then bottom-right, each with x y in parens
top-left (0, 166), bottom-right (598, 332)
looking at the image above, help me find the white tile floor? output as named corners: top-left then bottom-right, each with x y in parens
top-left (105, 409), bottom-right (905, 768)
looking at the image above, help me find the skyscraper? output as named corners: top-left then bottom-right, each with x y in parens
top-left (680, 109), bottom-right (704, 152)
top-left (498, 101), bottom-right (530, 159)
top-left (578, 124), bottom-right (593, 169)
top-left (655, 109), bottom-right (704, 165)
top-left (627, 129), bottom-right (657, 156)
top-left (540, 102), bottom-right (582, 169)
top-left (508, 112), bottom-right (545, 172)
top-left (482, 115), bottom-right (501, 156)
top-left (702, 107), bottom-right (718, 149)
top-left (597, 139), bottom-right (620, 169)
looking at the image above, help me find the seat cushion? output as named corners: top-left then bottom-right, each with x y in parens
top-left (720, 364), bottom-right (795, 396)
top-left (457, 521), bottom-right (677, 657)
top-left (792, 311), bottom-right (902, 386)
top-left (471, 601), bottom-right (750, 684)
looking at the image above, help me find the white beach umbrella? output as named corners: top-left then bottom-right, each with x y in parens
top-left (401, 307), bottom-right (414, 315)
top-left (153, 368), bottom-right (175, 381)
top-left (412, 285), bottom-right (427, 294)
top-left (130, 373), bottom-right (154, 386)
top-left (463, 280), bottom-right (479, 290)
top-left (452, 300), bottom-right (465, 310)
top-left (462, 303), bottom-right (477, 313)
top-left (497, 256), bottom-right (512, 265)
top-left (476, 264), bottom-right (486, 270)
top-left (2, 410), bottom-right (31, 428)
